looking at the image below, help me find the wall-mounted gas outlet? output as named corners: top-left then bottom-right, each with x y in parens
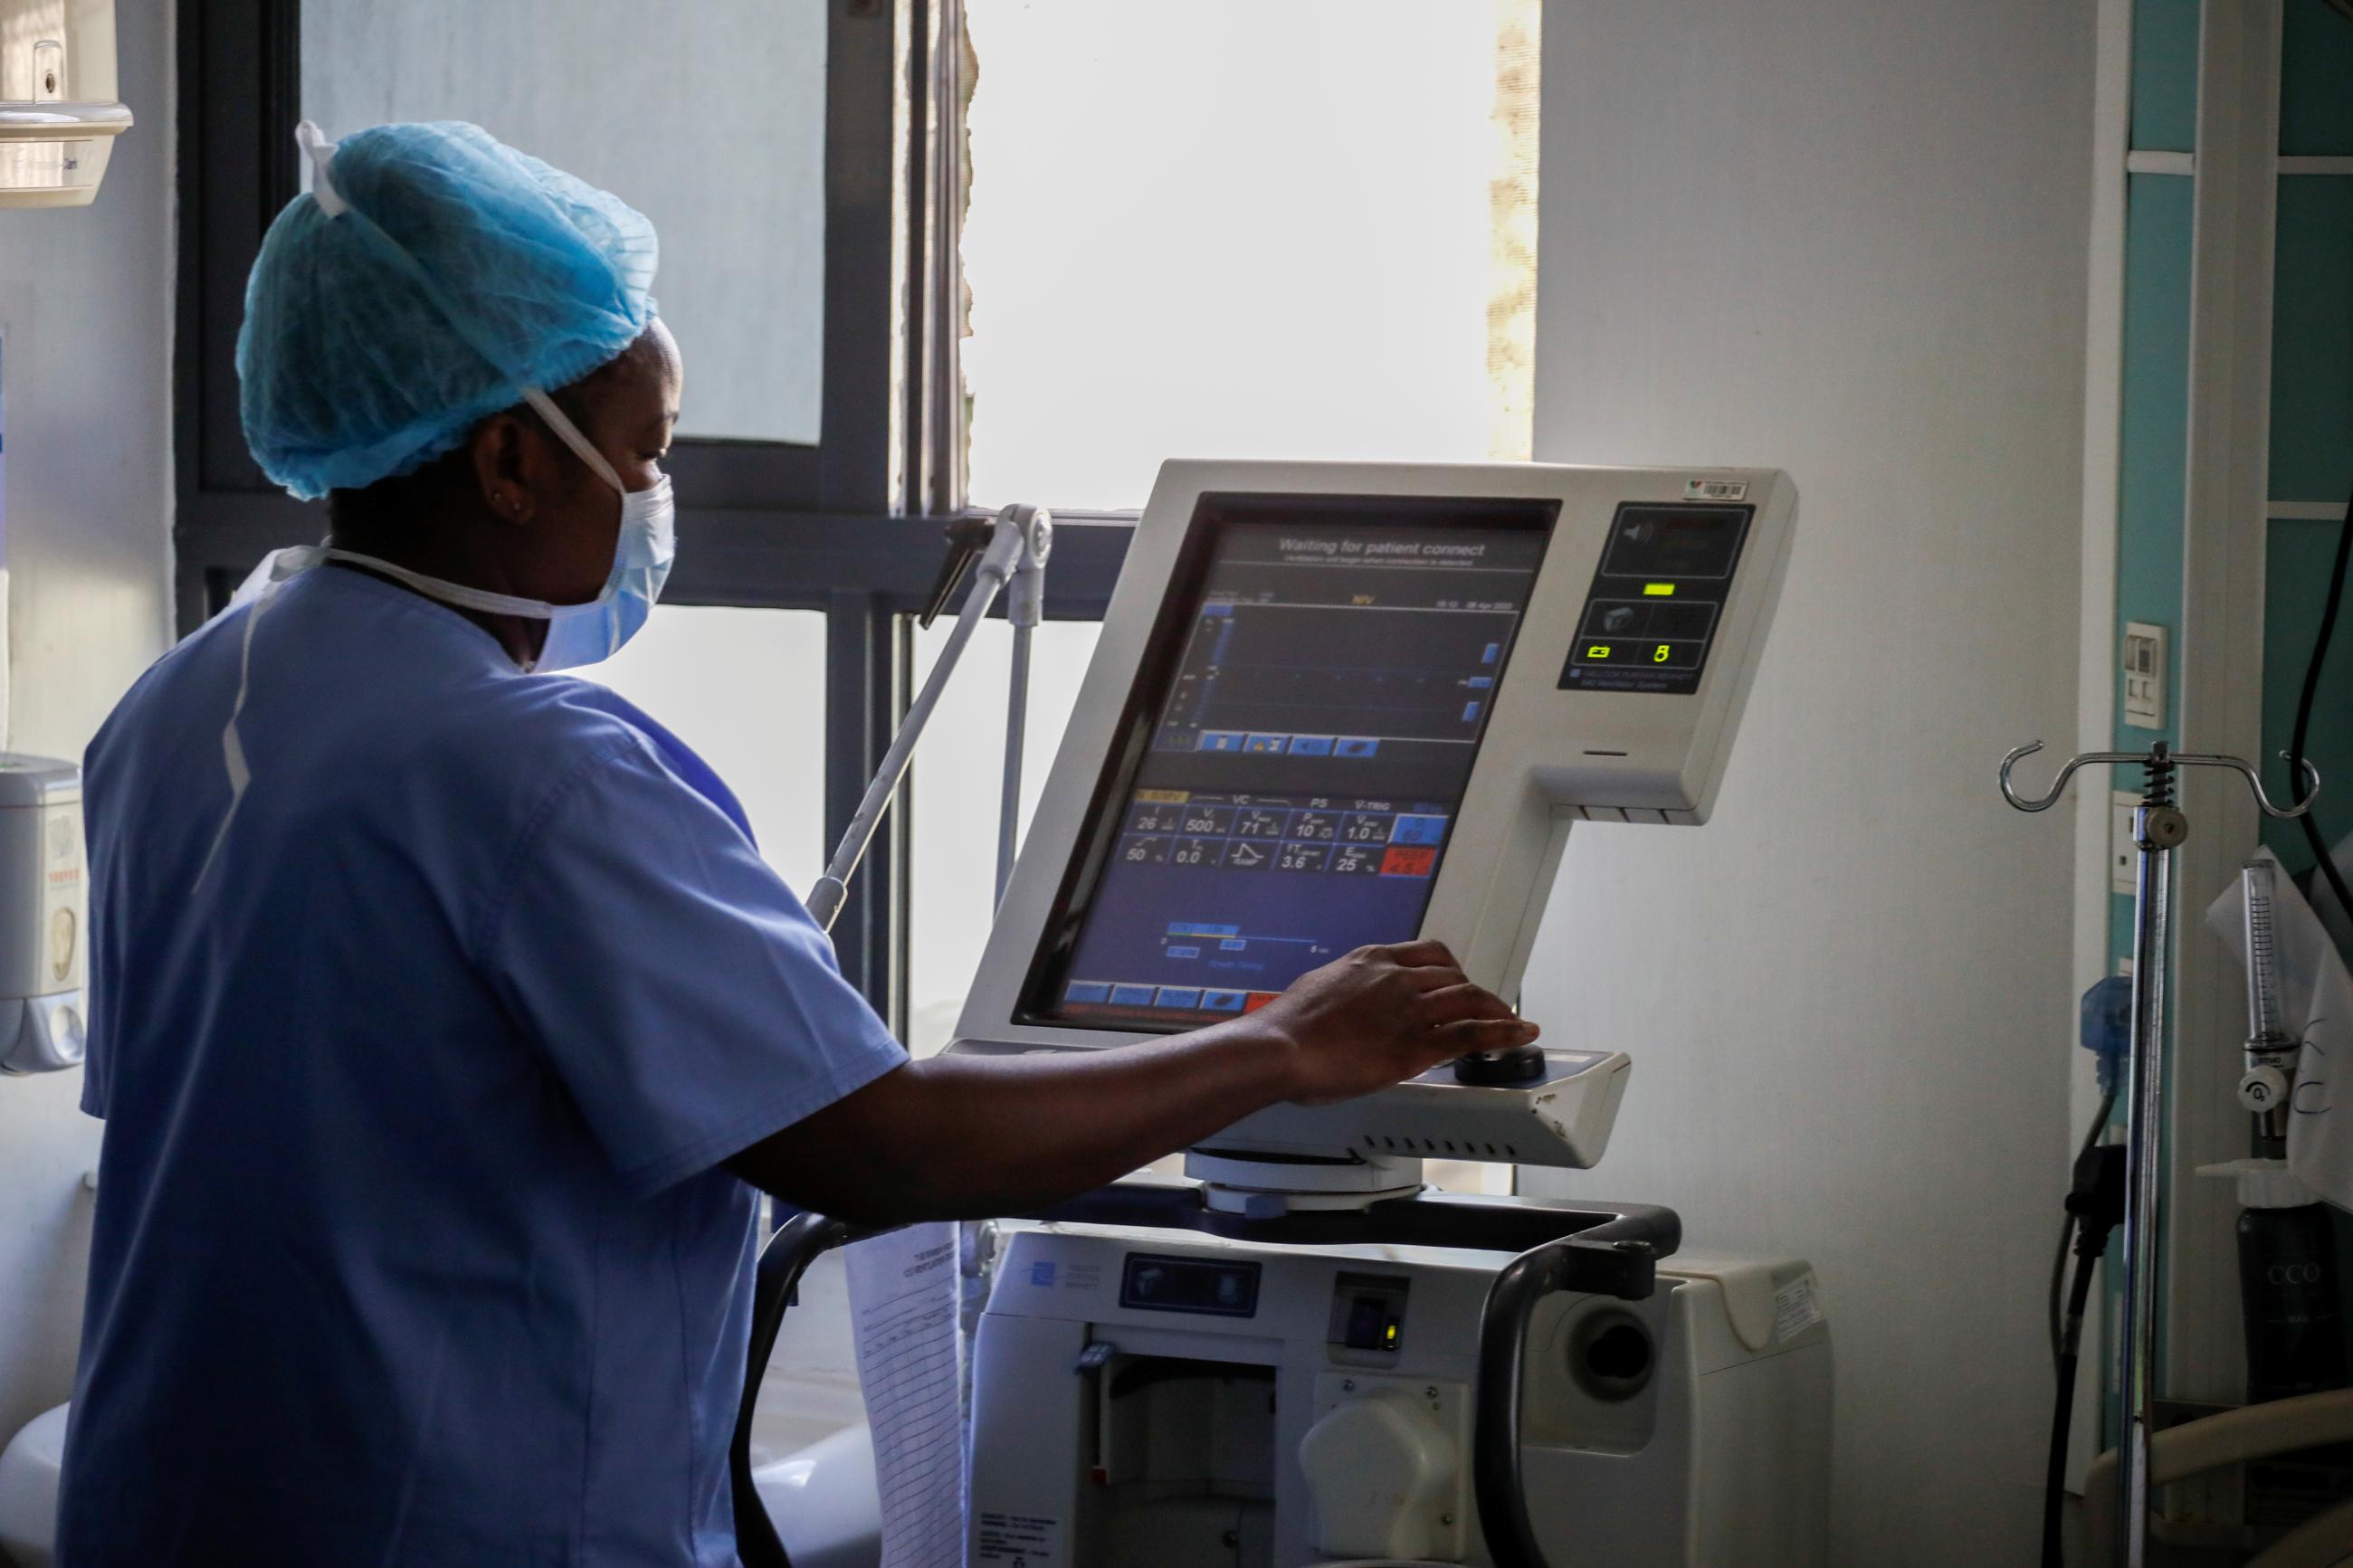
top-left (2111, 790), bottom-right (2140, 894)
top-left (2122, 622), bottom-right (2167, 731)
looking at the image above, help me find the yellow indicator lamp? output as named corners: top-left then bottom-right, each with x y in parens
top-left (1643, 584), bottom-right (1676, 597)
top-left (1384, 1323), bottom-right (1399, 1345)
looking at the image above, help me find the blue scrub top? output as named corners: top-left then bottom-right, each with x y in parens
top-left (58, 565), bottom-right (907, 1567)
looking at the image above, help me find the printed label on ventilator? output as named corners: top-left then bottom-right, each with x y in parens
top-left (1683, 479), bottom-right (1748, 500)
top-left (1774, 1270), bottom-right (1825, 1342)
top-left (976, 1511), bottom-right (1063, 1565)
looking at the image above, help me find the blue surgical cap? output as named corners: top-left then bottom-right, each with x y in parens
top-left (238, 121), bottom-right (659, 499)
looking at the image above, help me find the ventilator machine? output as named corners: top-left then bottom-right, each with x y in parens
top-left (742, 459), bottom-right (1832, 1568)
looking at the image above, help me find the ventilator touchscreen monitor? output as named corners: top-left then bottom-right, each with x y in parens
top-left (1019, 492), bottom-right (1557, 1031)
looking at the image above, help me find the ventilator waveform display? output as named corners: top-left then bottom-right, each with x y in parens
top-left (1154, 602), bottom-right (1519, 752)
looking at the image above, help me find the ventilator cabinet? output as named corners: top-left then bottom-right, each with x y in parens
top-left (964, 1183), bottom-right (1831, 1568)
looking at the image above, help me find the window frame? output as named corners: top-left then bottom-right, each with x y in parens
top-left (173, 0), bottom-right (1133, 1027)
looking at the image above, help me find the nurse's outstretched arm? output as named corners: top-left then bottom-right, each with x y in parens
top-left (723, 939), bottom-right (1536, 1228)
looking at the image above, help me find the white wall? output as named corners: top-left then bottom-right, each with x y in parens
top-left (0, 0), bottom-right (174, 1442)
top-left (1524, 4), bottom-right (2092, 1563)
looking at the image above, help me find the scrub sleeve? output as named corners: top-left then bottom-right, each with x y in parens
top-left (479, 732), bottom-right (907, 1196)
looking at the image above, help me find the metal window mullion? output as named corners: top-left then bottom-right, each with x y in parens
top-left (180, 0), bottom-right (303, 501)
top-left (816, 0), bottom-right (904, 517)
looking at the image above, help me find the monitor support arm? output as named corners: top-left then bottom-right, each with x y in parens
top-left (804, 505), bottom-right (1054, 935)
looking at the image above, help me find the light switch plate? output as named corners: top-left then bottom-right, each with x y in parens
top-left (2122, 622), bottom-right (2167, 730)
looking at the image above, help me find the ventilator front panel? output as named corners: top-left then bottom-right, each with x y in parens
top-left (1558, 503), bottom-right (1752, 697)
top-left (1019, 494), bottom-right (1556, 1031)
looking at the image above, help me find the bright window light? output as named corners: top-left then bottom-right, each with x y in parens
top-left (961, 0), bottom-right (1541, 510)
top-left (908, 617), bottom-right (1101, 1054)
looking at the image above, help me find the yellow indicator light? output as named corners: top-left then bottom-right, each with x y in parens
top-left (1136, 788), bottom-right (1191, 803)
top-left (1586, 644), bottom-right (1612, 659)
top-left (1385, 1324), bottom-right (1399, 1345)
top-left (1643, 584), bottom-right (1676, 596)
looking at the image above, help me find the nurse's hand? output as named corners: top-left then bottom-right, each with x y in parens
top-left (1249, 939), bottom-right (1538, 1107)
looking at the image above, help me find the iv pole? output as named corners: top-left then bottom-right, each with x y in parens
top-left (805, 503), bottom-right (1053, 936)
top-left (2000, 740), bottom-right (2320, 1567)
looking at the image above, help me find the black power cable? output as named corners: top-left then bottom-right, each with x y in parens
top-left (2289, 490), bottom-right (2353, 934)
top-left (2049, 1089), bottom-right (2119, 1361)
top-left (2043, 1142), bottom-right (2127, 1568)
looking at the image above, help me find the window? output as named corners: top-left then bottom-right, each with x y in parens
top-left (300, 0), bottom-right (828, 445)
top-left (907, 617), bottom-right (1100, 1053)
top-left (959, 0), bottom-right (1543, 509)
top-left (178, 0), bottom-right (911, 613)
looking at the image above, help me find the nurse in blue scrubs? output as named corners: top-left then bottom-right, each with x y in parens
top-left (53, 122), bottom-right (1536, 1567)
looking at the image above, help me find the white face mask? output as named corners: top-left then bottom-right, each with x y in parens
top-left (230, 388), bottom-right (676, 673)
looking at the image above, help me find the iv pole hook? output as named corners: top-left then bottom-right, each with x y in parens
top-left (1998, 741), bottom-right (2321, 818)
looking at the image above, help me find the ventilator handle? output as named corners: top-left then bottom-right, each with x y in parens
top-left (1472, 1221), bottom-right (1662, 1568)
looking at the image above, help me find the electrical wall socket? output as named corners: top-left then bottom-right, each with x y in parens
top-left (2111, 790), bottom-right (2140, 894)
top-left (2122, 622), bottom-right (2167, 730)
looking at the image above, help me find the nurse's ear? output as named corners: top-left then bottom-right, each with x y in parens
top-left (464, 408), bottom-right (582, 530)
